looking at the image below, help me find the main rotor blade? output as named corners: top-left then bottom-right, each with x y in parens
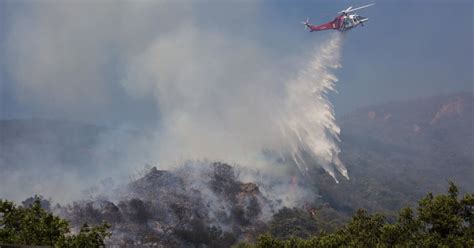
top-left (345, 3), bottom-right (375, 13)
top-left (338, 6), bottom-right (352, 14)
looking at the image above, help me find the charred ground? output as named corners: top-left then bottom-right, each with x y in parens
top-left (58, 163), bottom-right (272, 247)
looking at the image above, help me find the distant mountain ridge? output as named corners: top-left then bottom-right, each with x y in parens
top-left (340, 92), bottom-right (472, 150)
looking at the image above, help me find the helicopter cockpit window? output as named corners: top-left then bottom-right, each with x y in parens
top-left (344, 18), bottom-right (350, 26)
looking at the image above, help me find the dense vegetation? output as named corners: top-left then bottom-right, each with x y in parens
top-left (237, 182), bottom-right (473, 247)
top-left (0, 197), bottom-right (110, 247)
top-left (1, 183), bottom-right (471, 247)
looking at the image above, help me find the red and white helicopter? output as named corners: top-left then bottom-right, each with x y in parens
top-left (302, 3), bottom-right (375, 32)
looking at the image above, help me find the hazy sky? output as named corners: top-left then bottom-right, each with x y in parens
top-left (1, 0), bottom-right (472, 126)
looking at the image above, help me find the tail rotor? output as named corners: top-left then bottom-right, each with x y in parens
top-left (301, 17), bottom-right (310, 30)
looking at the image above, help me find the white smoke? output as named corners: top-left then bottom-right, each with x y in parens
top-left (123, 30), bottom-right (348, 186)
top-left (2, 1), bottom-right (348, 205)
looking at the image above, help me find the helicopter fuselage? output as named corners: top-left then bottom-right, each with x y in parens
top-left (302, 4), bottom-right (373, 33)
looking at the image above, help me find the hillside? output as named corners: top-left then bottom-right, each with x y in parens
top-left (312, 92), bottom-right (473, 216)
top-left (0, 92), bottom-right (472, 244)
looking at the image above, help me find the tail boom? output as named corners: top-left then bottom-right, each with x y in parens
top-left (306, 21), bottom-right (338, 32)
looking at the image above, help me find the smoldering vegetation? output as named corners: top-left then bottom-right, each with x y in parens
top-left (57, 162), bottom-right (289, 247)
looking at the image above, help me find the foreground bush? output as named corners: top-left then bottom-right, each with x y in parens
top-left (0, 197), bottom-right (110, 247)
top-left (238, 182), bottom-right (473, 247)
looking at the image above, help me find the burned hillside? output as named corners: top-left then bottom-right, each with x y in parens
top-left (60, 162), bottom-right (272, 247)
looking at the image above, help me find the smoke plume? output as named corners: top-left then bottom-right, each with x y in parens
top-left (1, 2), bottom-right (348, 205)
top-left (123, 31), bottom-right (347, 187)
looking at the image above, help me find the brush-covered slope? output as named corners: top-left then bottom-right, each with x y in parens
top-left (313, 92), bottom-right (473, 215)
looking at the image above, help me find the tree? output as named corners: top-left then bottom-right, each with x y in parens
top-left (0, 196), bottom-right (111, 247)
top-left (342, 209), bottom-right (385, 246)
top-left (379, 207), bottom-right (420, 246)
top-left (239, 182), bottom-right (473, 247)
top-left (268, 208), bottom-right (319, 239)
top-left (416, 182), bottom-right (473, 247)
top-left (56, 223), bottom-right (111, 248)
